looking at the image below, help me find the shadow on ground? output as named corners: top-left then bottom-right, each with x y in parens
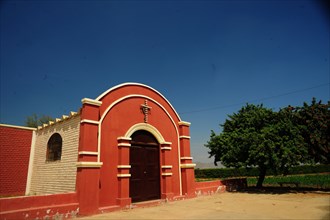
top-left (231, 186), bottom-right (330, 195)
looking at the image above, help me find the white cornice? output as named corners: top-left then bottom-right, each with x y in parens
top-left (178, 121), bottom-right (191, 126)
top-left (81, 98), bottom-right (102, 106)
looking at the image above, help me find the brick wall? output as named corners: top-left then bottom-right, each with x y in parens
top-left (30, 115), bottom-right (80, 195)
top-left (0, 125), bottom-right (35, 196)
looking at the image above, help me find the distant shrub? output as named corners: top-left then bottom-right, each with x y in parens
top-left (194, 164), bottom-right (330, 179)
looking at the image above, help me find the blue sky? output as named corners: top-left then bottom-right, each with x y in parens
top-left (1, 0), bottom-right (329, 164)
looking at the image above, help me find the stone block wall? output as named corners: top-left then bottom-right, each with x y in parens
top-left (29, 114), bottom-right (80, 195)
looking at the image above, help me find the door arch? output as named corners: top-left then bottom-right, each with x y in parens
top-left (129, 130), bottom-right (160, 203)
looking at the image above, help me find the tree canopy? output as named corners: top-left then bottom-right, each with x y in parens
top-left (25, 114), bottom-right (54, 128)
top-left (205, 98), bottom-right (328, 187)
top-left (293, 98), bottom-right (330, 164)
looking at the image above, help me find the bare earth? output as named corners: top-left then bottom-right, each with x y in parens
top-left (80, 191), bottom-right (330, 220)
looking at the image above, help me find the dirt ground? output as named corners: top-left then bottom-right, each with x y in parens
top-left (79, 191), bottom-right (330, 220)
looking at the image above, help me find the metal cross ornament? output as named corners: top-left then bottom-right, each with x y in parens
top-left (140, 100), bottom-right (152, 123)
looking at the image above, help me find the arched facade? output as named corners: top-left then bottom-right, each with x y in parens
top-left (76, 83), bottom-right (196, 215)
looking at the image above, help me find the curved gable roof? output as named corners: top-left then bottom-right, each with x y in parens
top-left (95, 82), bottom-right (182, 121)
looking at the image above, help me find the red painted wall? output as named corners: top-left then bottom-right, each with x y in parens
top-left (0, 126), bottom-right (33, 197)
top-left (0, 192), bottom-right (79, 220)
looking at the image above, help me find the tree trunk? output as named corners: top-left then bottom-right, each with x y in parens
top-left (256, 168), bottom-right (266, 188)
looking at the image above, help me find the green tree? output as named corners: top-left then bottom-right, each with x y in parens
top-left (25, 114), bottom-right (54, 128)
top-left (293, 98), bottom-right (330, 164)
top-left (205, 104), bottom-right (308, 188)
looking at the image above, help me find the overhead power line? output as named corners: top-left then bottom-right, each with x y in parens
top-left (179, 83), bottom-right (330, 115)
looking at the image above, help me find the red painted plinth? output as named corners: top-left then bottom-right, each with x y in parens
top-left (181, 168), bottom-right (196, 198)
top-left (76, 167), bottom-right (100, 216)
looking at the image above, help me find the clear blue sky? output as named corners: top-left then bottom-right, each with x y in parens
top-left (1, 0), bottom-right (329, 163)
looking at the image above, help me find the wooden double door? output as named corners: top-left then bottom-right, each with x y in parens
top-left (129, 130), bottom-right (161, 203)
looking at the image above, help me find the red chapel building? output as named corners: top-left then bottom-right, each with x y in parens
top-left (76, 82), bottom-right (196, 213)
top-left (0, 83), bottom-right (221, 219)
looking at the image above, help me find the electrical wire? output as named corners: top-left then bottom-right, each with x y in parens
top-left (179, 83), bottom-right (330, 115)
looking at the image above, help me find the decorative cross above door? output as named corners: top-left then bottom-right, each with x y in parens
top-left (140, 100), bottom-right (152, 123)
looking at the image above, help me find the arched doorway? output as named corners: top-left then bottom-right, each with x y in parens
top-left (129, 130), bottom-right (160, 203)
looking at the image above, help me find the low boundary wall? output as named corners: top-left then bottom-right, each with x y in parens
top-left (195, 180), bottom-right (226, 196)
top-left (1, 180), bottom-right (239, 219)
top-left (0, 192), bottom-right (79, 220)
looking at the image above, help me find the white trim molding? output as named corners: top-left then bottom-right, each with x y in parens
top-left (161, 173), bottom-right (173, 176)
top-left (25, 130), bottom-right (37, 195)
top-left (97, 90), bottom-right (183, 195)
top-left (117, 174), bottom-right (131, 178)
top-left (81, 98), bottom-right (102, 106)
top-left (125, 123), bottom-right (166, 143)
top-left (180, 163), bottom-right (196, 169)
top-left (117, 165), bottom-right (131, 169)
top-left (95, 82), bottom-right (182, 121)
top-left (161, 165), bottom-right (173, 169)
top-left (178, 121), bottom-right (191, 126)
top-left (161, 147), bottom-right (172, 151)
top-left (0, 123), bottom-right (37, 131)
top-left (80, 119), bottom-right (99, 125)
top-left (179, 135), bottom-right (191, 139)
top-left (117, 137), bottom-right (132, 141)
top-left (118, 143), bottom-right (131, 147)
top-left (180, 157), bottom-right (193, 160)
top-left (78, 151), bottom-right (98, 156)
top-left (76, 162), bottom-right (103, 168)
